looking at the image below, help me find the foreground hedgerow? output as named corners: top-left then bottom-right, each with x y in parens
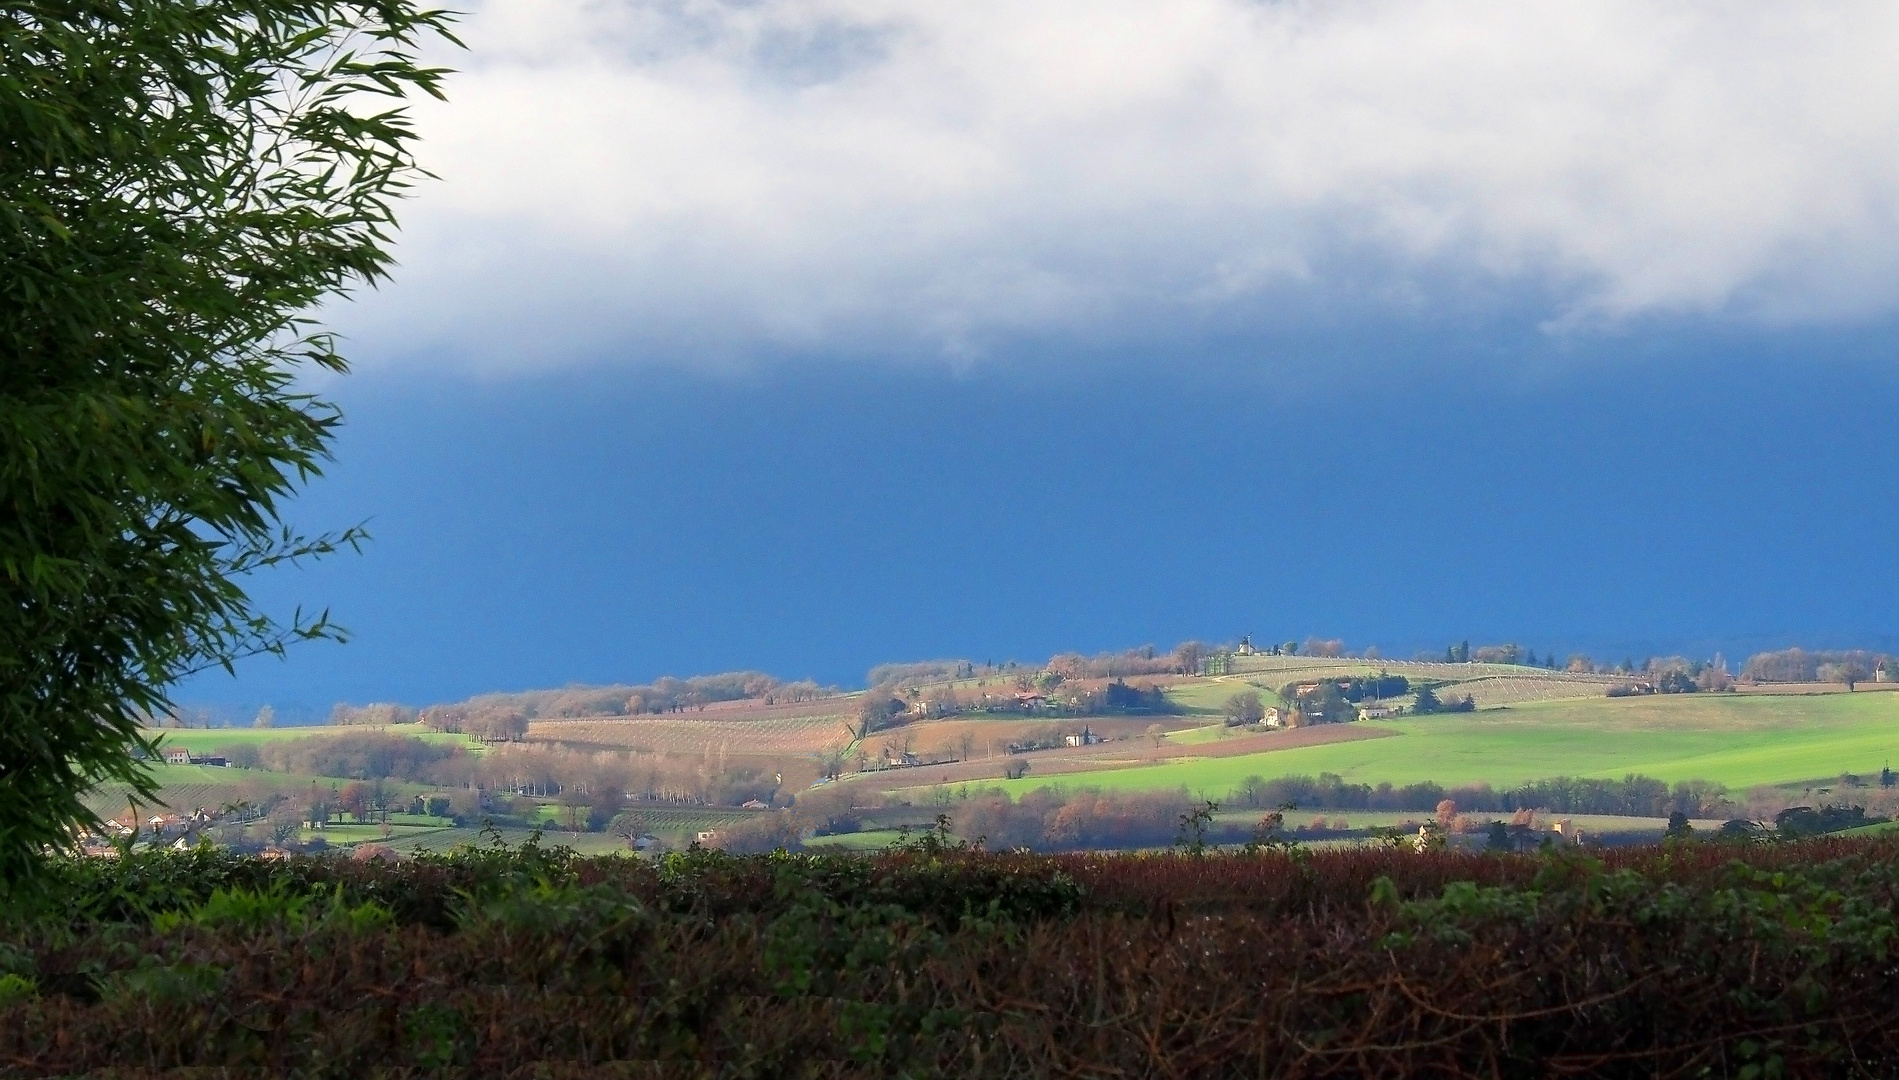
top-left (3, 835), bottom-right (1899, 1078)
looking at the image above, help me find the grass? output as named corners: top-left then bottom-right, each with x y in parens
top-left (803, 829), bottom-right (910, 850)
top-left (370, 825), bottom-right (633, 856)
top-left (528, 713), bottom-right (851, 755)
top-left (381, 813), bottom-right (456, 827)
top-left (1166, 660), bottom-right (1618, 717)
top-left (1226, 655), bottom-right (1539, 681)
top-left (1165, 678), bottom-right (1282, 715)
top-left (299, 824), bottom-right (392, 843)
top-left (84, 763), bottom-right (444, 817)
top-left (1164, 722), bottom-right (1239, 745)
top-left (1839, 819), bottom-right (1899, 838)
top-left (144, 723), bottom-right (484, 751)
top-left (992, 691), bottom-right (1899, 798)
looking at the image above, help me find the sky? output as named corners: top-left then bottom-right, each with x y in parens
top-left (184, 0), bottom-right (1899, 717)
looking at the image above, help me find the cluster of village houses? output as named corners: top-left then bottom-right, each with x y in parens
top-left (83, 806), bottom-right (224, 856)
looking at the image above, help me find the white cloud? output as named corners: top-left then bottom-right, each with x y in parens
top-left (338, 0), bottom-right (1899, 371)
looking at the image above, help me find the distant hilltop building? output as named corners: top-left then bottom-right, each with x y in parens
top-left (1236, 636), bottom-right (1256, 656)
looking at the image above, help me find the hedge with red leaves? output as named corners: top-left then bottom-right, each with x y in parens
top-left (2, 835), bottom-right (1897, 1078)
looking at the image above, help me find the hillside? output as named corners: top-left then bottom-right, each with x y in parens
top-left (949, 690), bottom-right (1899, 798)
top-left (125, 645), bottom-right (1899, 856)
top-left (1176, 654), bottom-right (1625, 711)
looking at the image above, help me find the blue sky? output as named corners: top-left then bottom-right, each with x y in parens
top-left (182, 1), bottom-right (1899, 716)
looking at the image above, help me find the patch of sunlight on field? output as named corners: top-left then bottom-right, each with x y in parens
top-left (993, 692), bottom-right (1899, 796)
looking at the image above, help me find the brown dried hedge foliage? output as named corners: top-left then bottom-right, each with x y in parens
top-left (3, 835), bottom-right (1898, 1078)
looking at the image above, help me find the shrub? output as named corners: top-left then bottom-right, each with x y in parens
top-left (711, 812), bottom-right (805, 854)
top-left (1222, 691), bottom-right (1265, 727)
top-left (9, 840), bottom-right (1899, 1074)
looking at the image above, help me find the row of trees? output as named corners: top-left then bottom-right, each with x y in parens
top-left (1740, 648), bottom-right (1892, 686)
top-left (1441, 642), bottom-right (1571, 668)
top-left (1411, 687), bottom-right (1476, 714)
top-left (1433, 644), bottom-right (1897, 686)
top-left (329, 702), bottom-right (421, 726)
top-left (1224, 772), bottom-right (1733, 818)
top-left (866, 660), bottom-right (976, 685)
top-left (1548, 649), bottom-right (1894, 690)
top-left (856, 676), bottom-right (1178, 737)
top-left (705, 788), bottom-right (1194, 856)
top-left (862, 644), bottom-right (1208, 698)
top-left (1427, 645), bottom-right (1895, 688)
top-left (213, 732), bottom-right (784, 812)
top-left (953, 789), bottom-right (1197, 851)
top-left (218, 731), bottom-right (462, 780)
top-left (408, 671), bottom-right (839, 730)
top-left (414, 704), bottom-right (531, 743)
top-left (1043, 646), bottom-right (1202, 681)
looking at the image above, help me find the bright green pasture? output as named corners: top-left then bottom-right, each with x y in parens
top-left (995, 692), bottom-right (1899, 797)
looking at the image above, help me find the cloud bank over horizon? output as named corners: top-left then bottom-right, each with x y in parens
top-left (341, 0), bottom-right (1899, 373)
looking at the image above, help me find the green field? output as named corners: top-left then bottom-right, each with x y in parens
top-left (1162, 658), bottom-right (1614, 716)
top-left (82, 763), bottom-right (454, 825)
top-left (990, 692), bottom-right (1899, 797)
top-left (1164, 721), bottom-right (1241, 745)
top-left (804, 829), bottom-right (910, 851)
top-left (146, 723), bottom-right (482, 751)
top-left (371, 826), bottom-right (633, 856)
top-left (1841, 819), bottom-right (1899, 838)
top-left (1165, 678), bottom-right (1286, 714)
